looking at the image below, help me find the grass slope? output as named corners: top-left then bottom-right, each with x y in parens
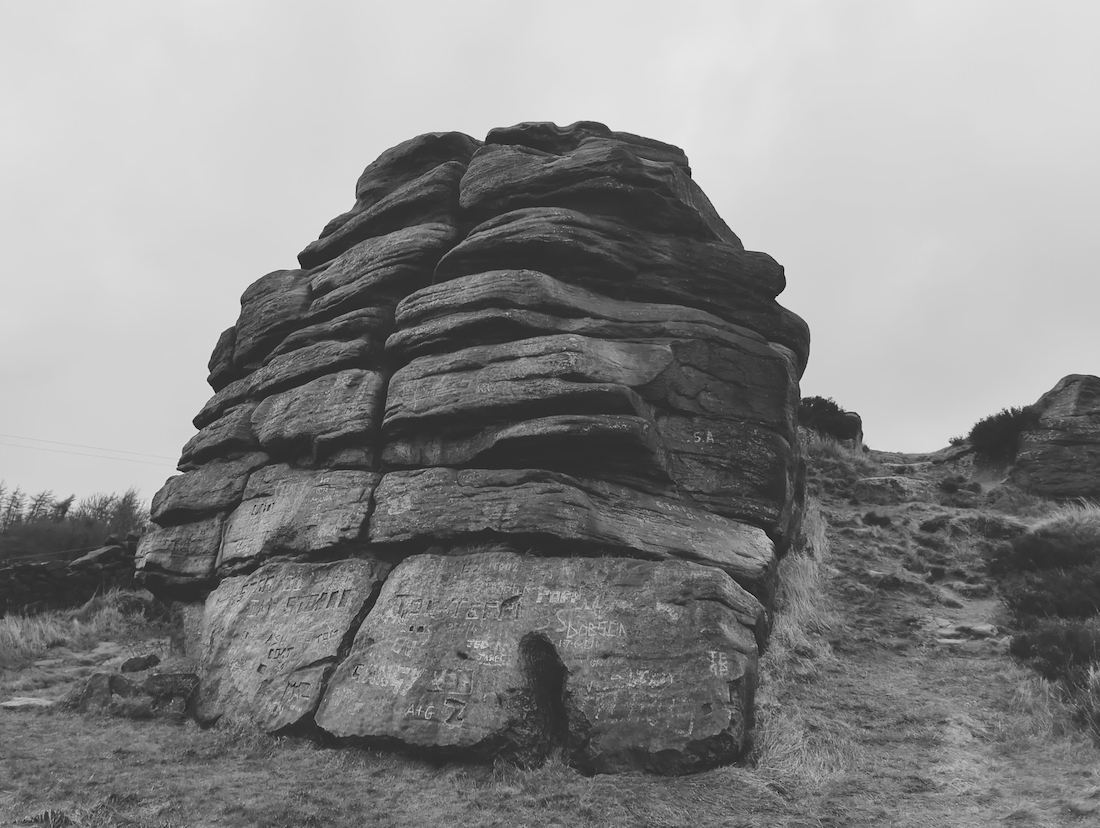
top-left (2, 443), bottom-right (1100, 827)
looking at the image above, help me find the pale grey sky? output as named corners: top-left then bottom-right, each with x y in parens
top-left (2, 1), bottom-right (1097, 504)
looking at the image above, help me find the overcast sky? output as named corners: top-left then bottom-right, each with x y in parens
top-left (2, 1), bottom-right (1097, 505)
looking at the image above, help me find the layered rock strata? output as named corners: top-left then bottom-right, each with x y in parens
top-left (137, 121), bottom-right (808, 773)
top-left (1011, 374), bottom-right (1100, 499)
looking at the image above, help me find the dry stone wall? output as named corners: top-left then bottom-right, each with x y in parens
top-left (137, 121), bottom-right (809, 773)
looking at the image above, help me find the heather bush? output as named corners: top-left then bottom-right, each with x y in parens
top-left (1009, 617), bottom-right (1100, 684)
top-left (798, 396), bottom-right (860, 442)
top-left (967, 405), bottom-right (1041, 462)
top-left (1000, 566), bottom-right (1100, 619)
top-left (996, 502), bottom-right (1100, 737)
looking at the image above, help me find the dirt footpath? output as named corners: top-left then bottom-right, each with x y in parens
top-left (2, 449), bottom-right (1100, 828)
top-left (786, 456), bottom-right (1100, 827)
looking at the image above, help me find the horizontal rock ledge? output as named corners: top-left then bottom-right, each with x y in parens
top-left (368, 467), bottom-right (777, 601)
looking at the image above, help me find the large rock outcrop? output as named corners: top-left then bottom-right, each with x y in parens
top-left (1011, 374), bottom-right (1100, 499)
top-left (137, 121), bottom-right (808, 774)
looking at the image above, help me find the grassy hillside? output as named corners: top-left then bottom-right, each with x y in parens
top-left (2, 441), bottom-right (1099, 827)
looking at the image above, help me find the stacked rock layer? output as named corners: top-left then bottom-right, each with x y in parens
top-left (138, 121), bottom-right (809, 774)
top-left (1011, 374), bottom-right (1100, 499)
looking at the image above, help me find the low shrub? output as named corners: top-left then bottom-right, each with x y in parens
top-left (996, 502), bottom-right (1100, 741)
top-left (0, 588), bottom-right (164, 670)
top-left (967, 405), bottom-right (1041, 462)
top-left (1000, 565), bottom-right (1100, 619)
top-left (1009, 617), bottom-right (1100, 685)
top-left (801, 430), bottom-right (880, 498)
top-left (798, 397), bottom-right (860, 443)
top-left (993, 502), bottom-right (1100, 573)
top-left (981, 484), bottom-right (1058, 519)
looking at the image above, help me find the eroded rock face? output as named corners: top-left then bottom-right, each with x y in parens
top-left (1011, 374), bottom-right (1100, 499)
top-left (315, 551), bottom-right (762, 774)
top-left (138, 121), bottom-right (808, 773)
top-left (197, 559), bottom-right (390, 731)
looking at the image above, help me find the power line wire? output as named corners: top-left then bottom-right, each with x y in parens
top-left (0, 440), bottom-right (177, 468)
top-left (0, 432), bottom-right (175, 461)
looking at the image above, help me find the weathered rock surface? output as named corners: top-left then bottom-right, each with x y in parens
top-left (0, 697), bottom-right (57, 711)
top-left (69, 543), bottom-right (130, 569)
top-left (251, 370), bottom-right (385, 467)
top-left (150, 453), bottom-right (268, 526)
top-left (309, 223), bottom-right (460, 309)
top-left (1011, 374), bottom-right (1100, 499)
top-left (198, 559), bottom-right (389, 731)
top-left (299, 163), bottom-right (466, 270)
top-left (216, 465), bottom-right (379, 574)
top-left (460, 141), bottom-right (740, 243)
top-left (140, 122), bottom-right (808, 774)
top-left (136, 515), bottom-right (226, 592)
top-left (178, 404), bottom-right (257, 470)
top-left (853, 476), bottom-right (933, 505)
top-left (232, 269), bottom-right (312, 373)
top-left (383, 286), bottom-right (799, 543)
top-left (314, 132), bottom-right (481, 244)
top-left (75, 670), bottom-right (200, 720)
top-left (368, 469), bottom-right (776, 601)
top-left (248, 339), bottom-right (380, 400)
top-left (268, 307), bottom-right (394, 361)
top-left (486, 121), bottom-right (691, 173)
top-left (315, 551), bottom-right (762, 773)
top-left (207, 327), bottom-right (237, 391)
top-left (434, 208), bottom-right (809, 374)
top-left (389, 269), bottom-right (789, 362)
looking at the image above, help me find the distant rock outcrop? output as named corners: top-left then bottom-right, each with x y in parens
top-left (137, 121), bottom-right (808, 773)
top-left (1011, 374), bottom-right (1100, 499)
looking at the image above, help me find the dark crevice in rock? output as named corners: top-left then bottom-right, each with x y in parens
top-left (295, 573), bottom-right (388, 740)
top-left (506, 633), bottom-right (571, 765)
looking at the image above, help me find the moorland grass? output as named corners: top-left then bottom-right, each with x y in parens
top-left (0, 588), bottom-right (158, 671)
top-left (801, 430), bottom-right (881, 499)
top-left (992, 500), bottom-right (1100, 740)
top-left (750, 495), bottom-right (854, 790)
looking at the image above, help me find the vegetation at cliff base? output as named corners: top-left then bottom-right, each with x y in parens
top-left (797, 396), bottom-right (861, 443)
top-left (966, 404), bottom-right (1042, 462)
top-left (990, 501), bottom-right (1100, 735)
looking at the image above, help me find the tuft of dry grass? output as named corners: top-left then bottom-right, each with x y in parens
top-left (0, 588), bottom-right (158, 671)
top-left (801, 430), bottom-right (881, 500)
top-left (1027, 498), bottom-right (1100, 534)
top-left (1073, 665), bottom-right (1100, 742)
top-left (768, 496), bottom-right (836, 655)
top-left (990, 669), bottom-right (1063, 747)
top-left (750, 495), bottom-right (854, 790)
top-left (981, 484), bottom-right (1061, 518)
